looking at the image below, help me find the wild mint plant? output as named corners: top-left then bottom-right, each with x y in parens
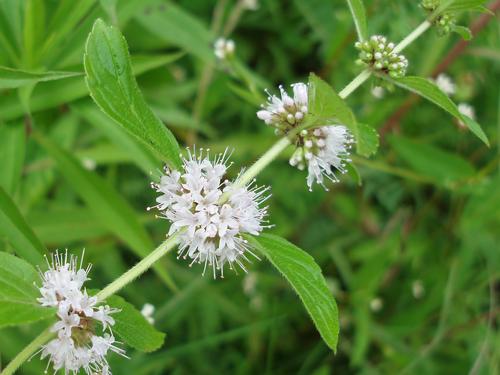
top-left (0, 0), bottom-right (493, 374)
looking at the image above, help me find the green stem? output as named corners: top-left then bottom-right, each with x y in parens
top-left (219, 136), bottom-right (291, 203)
top-left (339, 69), bottom-right (372, 99)
top-left (0, 328), bottom-right (53, 375)
top-left (96, 233), bottom-right (181, 301)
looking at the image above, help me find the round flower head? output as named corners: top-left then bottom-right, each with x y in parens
top-left (257, 83), bottom-right (354, 190)
top-left (214, 37), bottom-right (235, 60)
top-left (290, 126), bottom-right (354, 191)
top-left (435, 74), bottom-right (455, 96)
top-left (355, 35), bottom-right (408, 78)
top-left (37, 251), bottom-right (126, 375)
top-left (150, 148), bottom-right (270, 278)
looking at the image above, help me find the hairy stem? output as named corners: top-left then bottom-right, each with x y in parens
top-left (96, 233), bottom-right (181, 301)
top-left (0, 328), bottom-right (53, 375)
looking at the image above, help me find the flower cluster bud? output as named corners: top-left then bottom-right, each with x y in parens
top-left (355, 35), bottom-right (408, 79)
top-left (421, 0), bottom-right (440, 11)
top-left (420, 0), bottom-right (455, 36)
top-left (435, 13), bottom-right (456, 36)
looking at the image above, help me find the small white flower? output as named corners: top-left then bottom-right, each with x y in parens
top-left (412, 280), bottom-right (425, 299)
top-left (150, 148), bottom-right (270, 278)
top-left (52, 306), bottom-right (80, 338)
top-left (141, 303), bottom-right (155, 325)
top-left (371, 86), bottom-right (385, 99)
top-left (214, 38), bottom-right (235, 60)
top-left (435, 74), bottom-right (455, 96)
top-left (37, 251), bottom-right (125, 375)
top-left (93, 305), bottom-right (119, 331)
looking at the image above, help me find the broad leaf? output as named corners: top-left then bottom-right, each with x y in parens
top-left (308, 73), bottom-right (358, 138)
top-left (356, 123), bottom-right (379, 157)
top-left (0, 186), bottom-right (46, 265)
top-left (345, 0), bottom-right (368, 41)
top-left (0, 252), bottom-right (55, 328)
top-left (0, 66), bottom-right (81, 89)
top-left (247, 233), bottom-right (339, 351)
top-left (106, 295), bottom-right (165, 352)
top-left (84, 19), bottom-right (182, 170)
top-left (34, 133), bottom-right (177, 292)
top-left (389, 76), bottom-right (488, 145)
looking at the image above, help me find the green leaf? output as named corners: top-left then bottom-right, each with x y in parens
top-left (388, 76), bottom-right (489, 145)
top-left (84, 19), bottom-right (182, 170)
top-left (34, 132), bottom-right (178, 292)
top-left (0, 123), bottom-right (25, 194)
top-left (0, 66), bottom-right (81, 89)
top-left (246, 233), bottom-right (339, 351)
top-left (388, 135), bottom-right (476, 186)
top-left (451, 25), bottom-right (472, 40)
top-left (0, 186), bottom-right (46, 265)
top-left (345, 0), bottom-right (368, 41)
top-left (438, 0), bottom-right (488, 13)
top-left (135, 1), bottom-right (214, 63)
top-left (0, 252), bottom-right (55, 328)
top-left (356, 123), bottom-right (379, 157)
top-left (106, 294), bottom-right (165, 352)
top-left (308, 73), bottom-right (358, 138)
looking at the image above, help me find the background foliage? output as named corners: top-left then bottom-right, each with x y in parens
top-left (0, 0), bottom-right (499, 374)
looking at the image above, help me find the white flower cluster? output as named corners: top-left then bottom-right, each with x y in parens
top-left (214, 38), bottom-right (235, 60)
top-left (435, 74), bottom-right (455, 95)
top-left (257, 83), bottom-right (308, 135)
top-left (37, 251), bottom-right (125, 375)
top-left (257, 83), bottom-right (354, 190)
top-left (355, 35), bottom-right (409, 78)
top-left (290, 126), bottom-right (354, 191)
top-left (151, 149), bottom-right (269, 278)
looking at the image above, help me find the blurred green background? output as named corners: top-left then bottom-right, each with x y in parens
top-left (0, 0), bottom-right (499, 374)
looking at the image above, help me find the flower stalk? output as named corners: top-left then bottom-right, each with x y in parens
top-left (96, 233), bottom-right (181, 302)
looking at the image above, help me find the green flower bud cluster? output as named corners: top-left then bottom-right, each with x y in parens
top-left (355, 35), bottom-right (409, 79)
top-left (420, 0), bottom-right (456, 36)
top-left (421, 0), bottom-right (440, 11)
top-left (435, 13), bottom-right (456, 36)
